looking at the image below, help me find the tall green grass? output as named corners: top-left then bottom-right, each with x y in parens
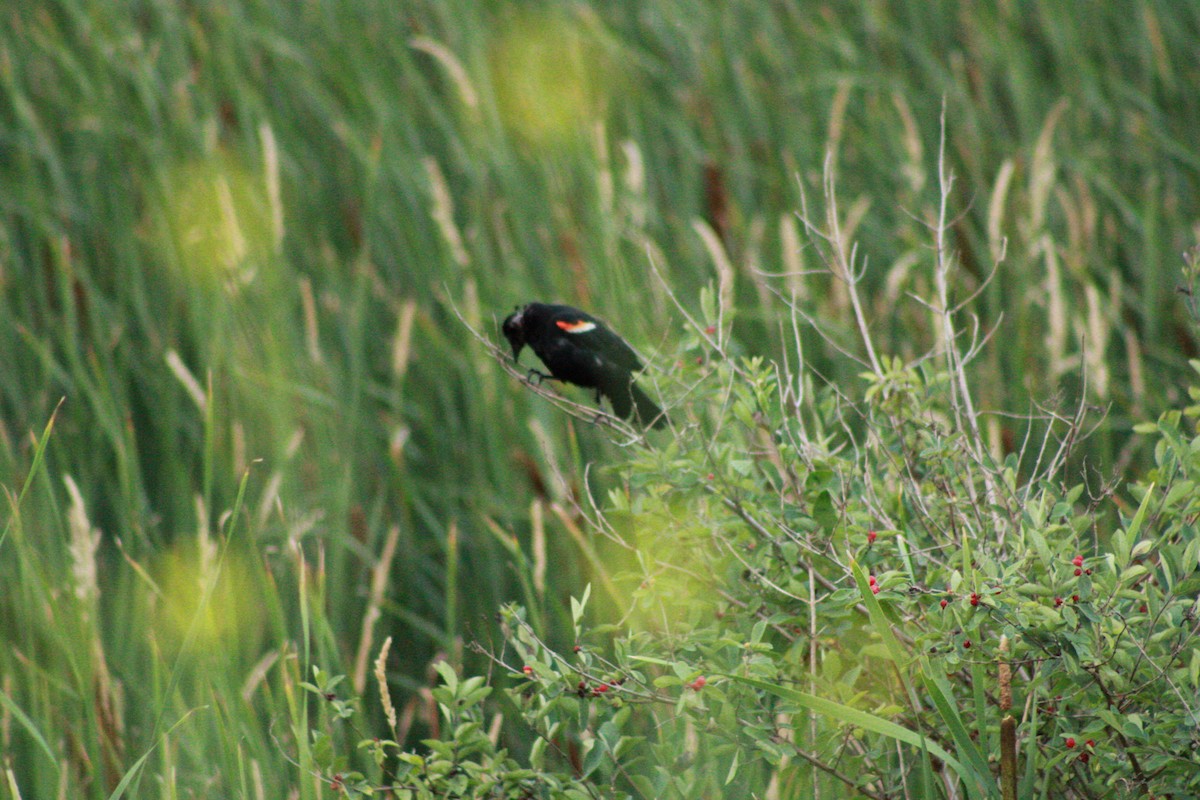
top-left (1, 0), bottom-right (1197, 795)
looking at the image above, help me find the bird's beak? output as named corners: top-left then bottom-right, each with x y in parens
top-left (502, 309), bottom-right (526, 360)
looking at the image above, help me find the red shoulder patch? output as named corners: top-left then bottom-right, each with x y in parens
top-left (555, 319), bottom-right (597, 333)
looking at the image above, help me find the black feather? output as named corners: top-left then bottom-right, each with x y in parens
top-left (502, 302), bottom-right (666, 429)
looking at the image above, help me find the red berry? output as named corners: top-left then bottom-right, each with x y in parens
top-left (939, 599), bottom-right (948, 609)
top-left (1072, 594), bottom-right (1080, 603)
top-left (688, 676), bottom-right (707, 690)
top-left (1065, 737), bottom-right (1076, 748)
top-left (1054, 597), bottom-right (1063, 607)
top-left (574, 645), bottom-right (582, 653)
top-left (522, 665), bottom-right (533, 675)
top-left (1080, 752), bottom-right (1090, 764)
top-left (594, 683), bottom-right (609, 694)
top-left (1086, 739), bottom-right (1095, 748)
top-left (962, 639), bottom-right (971, 649)
top-left (1072, 555), bottom-right (1084, 567)
top-left (867, 530), bottom-right (877, 544)
top-left (705, 325), bottom-right (717, 335)
top-left (871, 584), bottom-right (880, 594)
top-left (706, 473), bottom-right (714, 481)
top-left (1085, 568), bottom-right (1092, 575)
top-left (1074, 568), bottom-right (1082, 576)
top-left (969, 593), bottom-right (980, 606)
top-left (1139, 604), bottom-right (1148, 613)
top-left (868, 575), bottom-right (877, 586)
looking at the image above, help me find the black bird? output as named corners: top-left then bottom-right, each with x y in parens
top-left (502, 302), bottom-right (666, 429)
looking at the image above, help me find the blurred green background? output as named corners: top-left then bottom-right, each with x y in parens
top-left (1, 0), bottom-right (1198, 795)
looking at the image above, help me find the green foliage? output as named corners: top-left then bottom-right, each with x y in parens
top-left (301, 312), bottom-right (1200, 797)
top-left (399, 336), bottom-right (1200, 797)
top-left (302, 661), bottom-right (594, 799)
top-left (3, 0), bottom-right (1200, 797)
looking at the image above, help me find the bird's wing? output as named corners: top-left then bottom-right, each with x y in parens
top-left (546, 307), bottom-right (644, 372)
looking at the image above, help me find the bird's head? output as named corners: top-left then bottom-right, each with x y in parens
top-left (501, 305), bottom-right (528, 360)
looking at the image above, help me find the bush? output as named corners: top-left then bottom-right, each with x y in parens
top-left (304, 152), bottom-right (1200, 800)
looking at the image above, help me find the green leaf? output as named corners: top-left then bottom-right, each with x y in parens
top-left (924, 671), bottom-right (997, 797)
top-left (725, 674), bottom-right (968, 781)
top-left (613, 735), bottom-right (642, 760)
top-left (1119, 565), bottom-right (1149, 585)
top-left (813, 491), bottom-right (838, 532)
top-left (108, 709), bottom-right (201, 800)
top-left (1124, 482), bottom-right (1155, 541)
top-left (1183, 537), bottom-right (1200, 575)
top-left (1023, 524), bottom-right (1053, 571)
top-left (1160, 556), bottom-right (1175, 592)
top-left (628, 654), bottom-right (674, 667)
top-left (572, 584), bottom-right (592, 628)
top-left (433, 660), bottom-right (458, 694)
top-left (725, 747), bottom-right (741, 785)
top-left (1164, 480), bottom-right (1195, 507)
top-left (1096, 709), bottom-right (1125, 731)
top-left (1112, 528), bottom-right (1130, 569)
top-left (852, 561), bottom-right (906, 667)
top-left (581, 738), bottom-right (605, 778)
top-left (0, 400), bottom-right (61, 553)
top-left (0, 689), bottom-right (59, 774)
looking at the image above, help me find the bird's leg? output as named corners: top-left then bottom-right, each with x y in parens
top-left (525, 368), bottom-right (554, 385)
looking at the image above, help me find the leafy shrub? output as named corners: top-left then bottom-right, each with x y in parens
top-left (304, 161), bottom-right (1200, 800)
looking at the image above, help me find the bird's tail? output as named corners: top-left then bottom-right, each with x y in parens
top-left (604, 375), bottom-right (667, 429)
top-left (629, 381), bottom-right (667, 429)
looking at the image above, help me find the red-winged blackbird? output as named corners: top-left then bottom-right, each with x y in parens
top-left (502, 302), bottom-right (666, 429)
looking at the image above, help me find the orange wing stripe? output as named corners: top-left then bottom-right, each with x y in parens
top-left (555, 319), bottom-right (596, 332)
